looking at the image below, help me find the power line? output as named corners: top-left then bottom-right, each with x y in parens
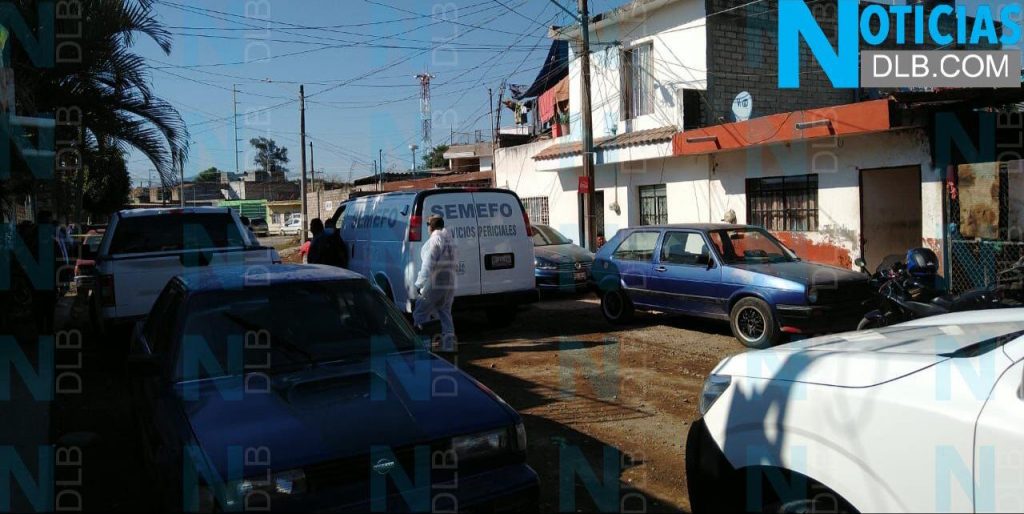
top-left (491, 0), bottom-right (555, 29)
top-left (153, 0), bottom-right (514, 68)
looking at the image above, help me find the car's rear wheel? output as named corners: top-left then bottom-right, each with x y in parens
top-left (730, 297), bottom-right (778, 349)
top-left (601, 289), bottom-right (634, 324)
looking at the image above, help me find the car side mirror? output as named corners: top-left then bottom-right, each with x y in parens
top-left (127, 354), bottom-right (161, 378)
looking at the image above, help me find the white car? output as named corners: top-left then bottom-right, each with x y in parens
top-left (688, 309), bottom-right (1024, 513)
top-left (279, 218), bottom-right (303, 236)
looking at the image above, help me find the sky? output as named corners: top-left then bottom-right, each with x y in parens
top-left (128, 0), bottom-right (1011, 186)
top-left (127, 0), bottom-right (630, 186)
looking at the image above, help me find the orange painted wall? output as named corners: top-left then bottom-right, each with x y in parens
top-left (775, 232), bottom-right (853, 270)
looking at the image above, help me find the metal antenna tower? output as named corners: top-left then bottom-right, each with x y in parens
top-left (415, 73), bottom-right (435, 151)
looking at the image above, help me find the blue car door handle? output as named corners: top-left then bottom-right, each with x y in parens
top-left (655, 266), bottom-right (667, 272)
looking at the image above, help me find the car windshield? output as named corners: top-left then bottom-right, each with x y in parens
top-left (532, 225), bottom-right (571, 246)
top-left (175, 280), bottom-right (420, 380)
top-left (708, 228), bottom-right (797, 264)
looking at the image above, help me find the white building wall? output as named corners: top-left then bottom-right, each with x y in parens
top-left (496, 139), bottom-right (711, 240)
top-left (497, 129), bottom-right (939, 270)
top-left (710, 129), bottom-right (940, 268)
top-left (565, 0), bottom-right (707, 140)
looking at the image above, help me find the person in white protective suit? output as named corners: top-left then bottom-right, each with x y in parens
top-left (413, 214), bottom-right (458, 352)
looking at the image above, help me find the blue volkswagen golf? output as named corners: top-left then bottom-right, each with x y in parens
top-left (591, 224), bottom-right (870, 348)
top-left (128, 264), bottom-right (538, 512)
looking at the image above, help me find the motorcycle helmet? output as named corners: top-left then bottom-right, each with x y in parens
top-left (905, 247), bottom-right (938, 278)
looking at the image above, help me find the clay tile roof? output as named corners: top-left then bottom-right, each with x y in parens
top-left (533, 125), bottom-right (677, 160)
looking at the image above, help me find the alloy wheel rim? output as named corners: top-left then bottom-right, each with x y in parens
top-left (737, 306), bottom-right (766, 342)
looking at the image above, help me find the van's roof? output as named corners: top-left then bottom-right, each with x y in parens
top-left (350, 187), bottom-right (519, 200)
top-left (116, 207), bottom-right (233, 218)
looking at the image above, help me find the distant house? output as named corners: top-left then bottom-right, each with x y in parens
top-left (130, 182), bottom-right (228, 207)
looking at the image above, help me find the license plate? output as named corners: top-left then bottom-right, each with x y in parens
top-left (486, 253), bottom-right (515, 270)
top-left (574, 271), bottom-right (587, 281)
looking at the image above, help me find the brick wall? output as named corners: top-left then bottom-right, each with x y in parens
top-left (703, 0), bottom-right (992, 125)
top-left (308, 187), bottom-right (352, 222)
top-left (704, 0), bottom-right (854, 125)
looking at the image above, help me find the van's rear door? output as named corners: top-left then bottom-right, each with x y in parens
top-left (420, 193), bottom-right (483, 297)
top-left (470, 191), bottom-right (534, 295)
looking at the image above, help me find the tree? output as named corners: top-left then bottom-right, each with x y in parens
top-left (195, 167), bottom-right (222, 182)
top-left (250, 137), bottom-right (289, 174)
top-left (422, 145), bottom-right (449, 170)
top-left (7, 0), bottom-right (188, 220)
top-left (82, 148), bottom-right (131, 218)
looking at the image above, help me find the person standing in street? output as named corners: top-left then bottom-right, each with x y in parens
top-left (413, 215), bottom-right (458, 352)
top-left (306, 218), bottom-right (324, 264)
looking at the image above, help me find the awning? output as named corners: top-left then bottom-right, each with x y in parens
top-left (514, 40), bottom-right (569, 100)
top-left (534, 126), bottom-right (677, 160)
top-left (538, 76), bottom-right (570, 123)
top-left (672, 99), bottom-right (892, 156)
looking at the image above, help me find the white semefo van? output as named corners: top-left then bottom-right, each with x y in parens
top-left (333, 189), bottom-right (538, 324)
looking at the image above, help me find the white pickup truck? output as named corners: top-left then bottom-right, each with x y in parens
top-left (90, 207), bottom-right (280, 335)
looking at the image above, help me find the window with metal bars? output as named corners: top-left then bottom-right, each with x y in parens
top-left (521, 196), bottom-right (550, 226)
top-left (639, 184), bottom-right (668, 226)
top-left (621, 43), bottom-right (654, 120)
top-left (746, 174), bottom-right (819, 232)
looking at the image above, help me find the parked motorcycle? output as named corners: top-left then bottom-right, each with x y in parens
top-left (856, 248), bottom-right (1012, 329)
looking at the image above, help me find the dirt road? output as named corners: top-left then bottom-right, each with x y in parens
top-left (453, 295), bottom-right (744, 513)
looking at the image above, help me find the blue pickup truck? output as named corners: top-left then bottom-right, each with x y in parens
top-left (128, 264), bottom-right (538, 512)
top-left (592, 224), bottom-right (871, 348)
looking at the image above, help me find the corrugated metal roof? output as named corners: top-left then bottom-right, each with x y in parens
top-left (533, 126), bottom-right (677, 160)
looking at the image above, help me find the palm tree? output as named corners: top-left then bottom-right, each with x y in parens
top-left (8, 0), bottom-right (187, 219)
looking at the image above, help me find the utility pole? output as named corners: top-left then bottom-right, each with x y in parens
top-left (310, 141), bottom-right (319, 220)
top-left (578, 0), bottom-right (597, 251)
top-left (495, 81), bottom-right (505, 149)
top-left (232, 84), bottom-right (240, 176)
top-left (299, 85), bottom-right (308, 238)
top-left (488, 87), bottom-right (495, 154)
top-left (378, 148), bottom-right (384, 191)
top-left (178, 149), bottom-right (185, 208)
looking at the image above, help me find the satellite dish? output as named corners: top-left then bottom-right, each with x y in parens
top-left (732, 91), bottom-right (752, 122)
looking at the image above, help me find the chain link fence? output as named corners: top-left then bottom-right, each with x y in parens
top-left (946, 161), bottom-right (1024, 294)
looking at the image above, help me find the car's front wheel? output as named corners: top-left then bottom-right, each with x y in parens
top-left (601, 289), bottom-right (634, 324)
top-left (730, 297), bottom-right (779, 349)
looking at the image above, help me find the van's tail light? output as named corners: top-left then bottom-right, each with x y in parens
top-left (409, 215), bottom-right (423, 242)
top-left (522, 211), bottom-right (533, 237)
top-left (99, 274), bottom-right (116, 307)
